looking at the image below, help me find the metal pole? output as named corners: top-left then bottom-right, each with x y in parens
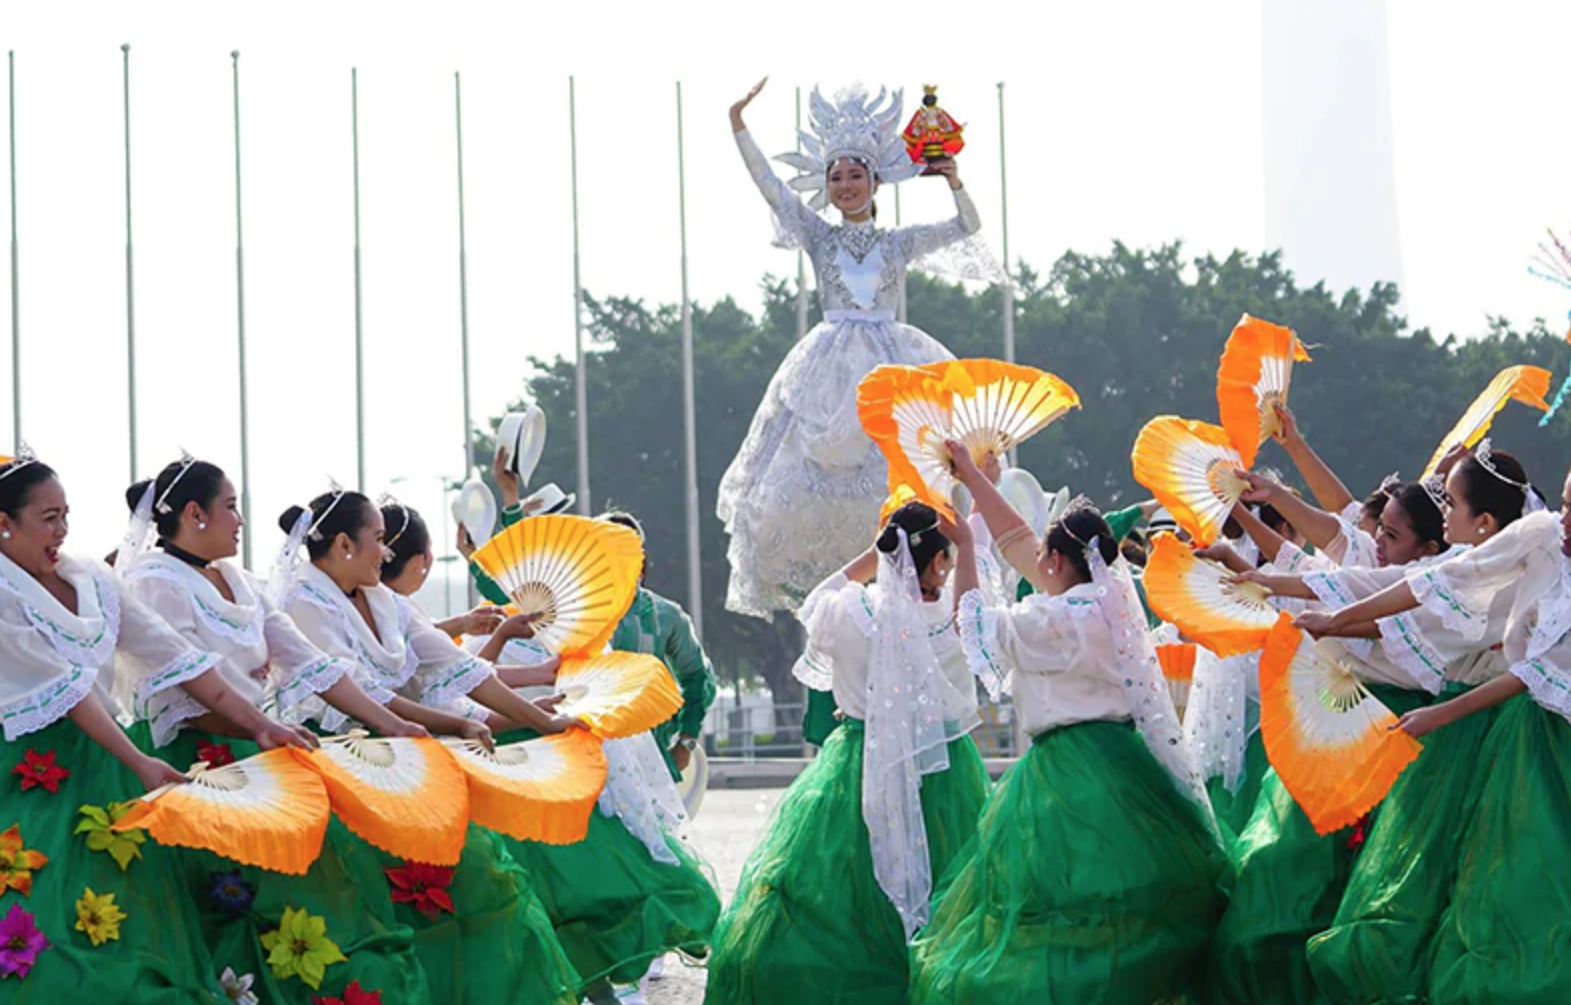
top-left (569, 77), bottom-right (590, 515)
top-left (794, 86), bottom-right (807, 340)
top-left (121, 44), bottom-right (137, 480)
top-left (998, 81), bottom-right (1014, 365)
top-left (454, 72), bottom-right (476, 608)
top-left (7, 52), bottom-right (18, 450)
top-left (677, 82), bottom-right (702, 637)
top-left (231, 52), bottom-right (253, 567)
top-left (894, 186), bottom-right (907, 323)
top-left (351, 69), bottom-right (366, 491)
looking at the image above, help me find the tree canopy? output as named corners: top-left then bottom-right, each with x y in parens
top-left (476, 243), bottom-right (1570, 706)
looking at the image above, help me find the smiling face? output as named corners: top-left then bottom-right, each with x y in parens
top-left (174, 476), bottom-right (244, 562)
top-left (827, 158), bottom-right (875, 219)
top-left (1376, 495), bottom-right (1439, 567)
top-left (317, 501), bottom-right (388, 591)
top-left (0, 476), bottom-right (68, 577)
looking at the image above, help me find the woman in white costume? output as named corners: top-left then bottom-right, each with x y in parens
top-left (719, 77), bottom-right (985, 618)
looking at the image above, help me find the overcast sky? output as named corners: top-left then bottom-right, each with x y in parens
top-left (5, 0), bottom-right (1570, 609)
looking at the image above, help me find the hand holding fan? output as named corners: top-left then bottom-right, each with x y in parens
top-left (1131, 417), bottom-right (1249, 546)
top-left (114, 749), bottom-right (331, 875)
top-left (858, 359), bottom-right (1080, 515)
top-left (1421, 365), bottom-right (1550, 477)
top-left (1217, 314), bottom-right (1311, 468)
top-left (1258, 615), bottom-right (1422, 835)
top-left (1142, 534), bottom-right (1278, 657)
top-left (443, 729), bottom-right (607, 845)
top-left (1155, 642), bottom-right (1197, 719)
top-left (553, 651), bottom-right (684, 739)
top-left (471, 516), bottom-right (644, 658)
top-left (292, 734), bottom-right (469, 866)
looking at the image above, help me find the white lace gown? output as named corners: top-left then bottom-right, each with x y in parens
top-left (718, 129), bottom-right (983, 618)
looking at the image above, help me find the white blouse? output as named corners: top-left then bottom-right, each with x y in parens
top-left (281, 564), bottom-right (492, 730)
top-left (957, 583), bottom-right (1132, 738)
top-left (124, 552), bottom-right (351, 745)
top-left (0, 551), bottom-right (217, 742)
top-left (793, 572), bottom-right (974, 727)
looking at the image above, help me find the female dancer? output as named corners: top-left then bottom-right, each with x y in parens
top-left (706, 499), bottom-right (989, 1005)
top-left (908, 445), bottom-right (1224, 1005)
top-left (273, 489), bottom-right (582, 1005)
top-left (1288, 457), bottom-right (1566, 1005)
top-left (0, 455), bottom-right (303, 1001)
top-left (719, 78), bottom-right (985, 618)
top-left (120, 459), bottom-right (439, 1005)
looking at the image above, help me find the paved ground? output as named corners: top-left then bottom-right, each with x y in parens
top-left (640, 788), bottom-right (782, 1005)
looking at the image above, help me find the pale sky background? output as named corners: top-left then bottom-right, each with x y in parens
top-left (4, 0), bottom-right (1571, 614)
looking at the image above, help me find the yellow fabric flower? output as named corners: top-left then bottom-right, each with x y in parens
top-left (259, 906), bottom-right (346, 990)
top-left (74, 803), bottom-right (146, 872)
top-left (74, 888), bottom-right (125, 946)
top-left (0, 824), bottom-right (47, 897)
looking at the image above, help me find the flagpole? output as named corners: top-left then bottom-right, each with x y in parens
top-left (676, 81), bottom-right (702, 637)
top-left (894, 185), bottom-right (907, 323)
top-left (7, 51), bottom-right (18, 450)
top-left (998, 81), bottom-right (1014, 365)
top-left (794, 86), bottom-right (807, 340)
top-left (454, 72), bottom-right (473, 482)
top-left (231, 51), bottom-right (253, 567)
top-left (121, 44), bottom-right (137, 480)
top-left (569, 77), bottom-right (590, 515)
top-left (351, 68), bottom-right (366, 491)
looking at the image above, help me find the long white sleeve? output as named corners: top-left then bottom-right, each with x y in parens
top-left (735, 129), bottom-right (830, 251)
top-left (894, 187), bottom-right (982, 262)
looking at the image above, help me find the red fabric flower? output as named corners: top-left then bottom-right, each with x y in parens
top-left (383, 862), bottom-right (455, 919)
top-left (1346, 814), bottom-right (1370, 855)
top-left (12, 750), bottom-right (68, 794)
top-left (312, 980), bottom-right (381, 1005)
top-left (195, 741), bottom-right (235, 768)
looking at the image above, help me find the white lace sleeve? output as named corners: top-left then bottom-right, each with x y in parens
top-left (260, 597), bottom-right (350, 715)
top-left (898, 188), bottom-right (1008, 284)
top-left (402, 607), bottom-right (494, 713)
top-left (0, 598), bottom-right (99, 742)
top-left (1407, 511), bottom-right (1561, 643)
top-left (791, 572), bottom-right (871, 692)
top-left (956, 589), bottom-right (1083, 700)
top-left (112, 581), bottom-right (220, 746)
top-left (736, 129), bottom-right (829, 252)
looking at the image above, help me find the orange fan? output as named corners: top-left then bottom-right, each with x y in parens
top-left (1217, 314), bottom-right (1311, 468)
top-left (1422, 365), bottom-right (1551, 477)
top-left (115, 749), bottom-right (331, 875)
top-left (1142, 534), bottom-right (1278, 657)
top-left (1155, 642), bottom-right (1197, 718)
top-left (553, 651), bottom-right (684, 739)
top-left (443, 729), bottom-right (608, 845)
top-left (292, 734), bottom-right (469, 867)
top-left (1257, 614), bottom-right (1422, 835)
top-left (1131, 417), bottom-right (1249, 546)
top-left (471, 515), bottom-right (644, 658)
top-left (878, 484), bottom-right (920, 528)
top-left (858, 359), bottom-right (1080, 515)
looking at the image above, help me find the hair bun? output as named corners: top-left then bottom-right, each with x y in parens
top-left (124, 479), bottom-right (154, 512)
top-left (875, 523), bottom-right (901, 555)
top-left (278, 505), bottom-right (308, 535)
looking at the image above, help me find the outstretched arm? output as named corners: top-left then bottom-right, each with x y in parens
top-left (1295, 580), bottom-right (1419, 637)
top-left (1272, 405), bottom-right (1356, 514)
top-left (731, 79), bottom-right (828, 248)
top-left (1396, 674), bottom-right (1527, 738)
top-left (1242, 472), bottom-right (1341, 552)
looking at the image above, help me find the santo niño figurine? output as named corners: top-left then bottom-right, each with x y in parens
top-left (902, 85), bottom-right (964, 175)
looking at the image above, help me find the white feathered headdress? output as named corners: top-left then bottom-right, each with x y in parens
top-left (774, 84), bottom-right (922, 211)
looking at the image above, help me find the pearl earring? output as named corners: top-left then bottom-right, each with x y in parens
top-left (345, 551), bottom-right (354, 560)
top-left (1478, 527), bottom-right (1487, 537)
top-left (1, 531), bottom-right (9, 540)
top-left (198, 521), bottom-right (207, 530)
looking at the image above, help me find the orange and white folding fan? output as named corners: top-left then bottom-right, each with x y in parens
top-left (443, 729), bottom-right (608, 845)
top-left (1257, 615), bottom-right (1422, 835)
top-left (858, 359), bottom-right (1080, 515)
top-left (1142, 534), bottom-right (1278, 658)
top-left (471, 515), bottom-right (644, 658)
top-left (553, 651), bottom-right (684, 740)
top-left (1131, 417), bottom-right (1249, 547)
top-left (1422, 365), bottom-right (1551, 477)
top-left (114, 749), bottom-right (331, 875)
top-left (292, 734), bottom-right (469, 867)
top-left (878, 484), bottom-right (920, 529)
top-left (1155, 642), bottom-right (1197, 718)
top-left (1216, 315), bottom-right (1311, 468)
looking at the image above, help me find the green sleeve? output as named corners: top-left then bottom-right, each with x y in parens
top-left (498, 503), bottom-right (524, 530)
top-left (1105, 504), bottom-right (1144, 543)
top-left (660, 600), bottom-right (718, 737)
top-left (468, 561), bottom-right (510, 606)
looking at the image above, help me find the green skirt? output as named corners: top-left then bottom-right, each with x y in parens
top-left (132, 727), bottom-right (435, 1005)
top-left (803, 689), bottom-right (841, 747)
top-left (1205, 684), bottom-right (1431, 1005)
top-left (496, 727), bottom-right (719, 989)
top-left (1429, 696), bottom-right (1571, 1005)
top-left (1306, 683), bottom-right (1499, 1005)
top-left (1209, 729), bottom-right (1269, 855)
top-left (0, 717), bottom-right (214, 1003)
top-left (909, 720), bottom-right (1227, 1005)
top-left (704, 724), bottom-right (990, 1005)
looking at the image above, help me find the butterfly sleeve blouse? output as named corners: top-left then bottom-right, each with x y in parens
top-left (124, 552), bottom-right (352, 745)
top-left (0, 551), bottom-right (219, 743)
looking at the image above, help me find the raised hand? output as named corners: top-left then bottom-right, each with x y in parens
top-left (730, 77), bottom-right (768, 132)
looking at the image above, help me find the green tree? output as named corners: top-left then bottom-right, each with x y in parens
top-left (476, 243), bottom-right (1571, 716)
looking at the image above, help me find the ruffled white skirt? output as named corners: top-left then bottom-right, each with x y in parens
top-left (717, 316), bottom-right (952, 618)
